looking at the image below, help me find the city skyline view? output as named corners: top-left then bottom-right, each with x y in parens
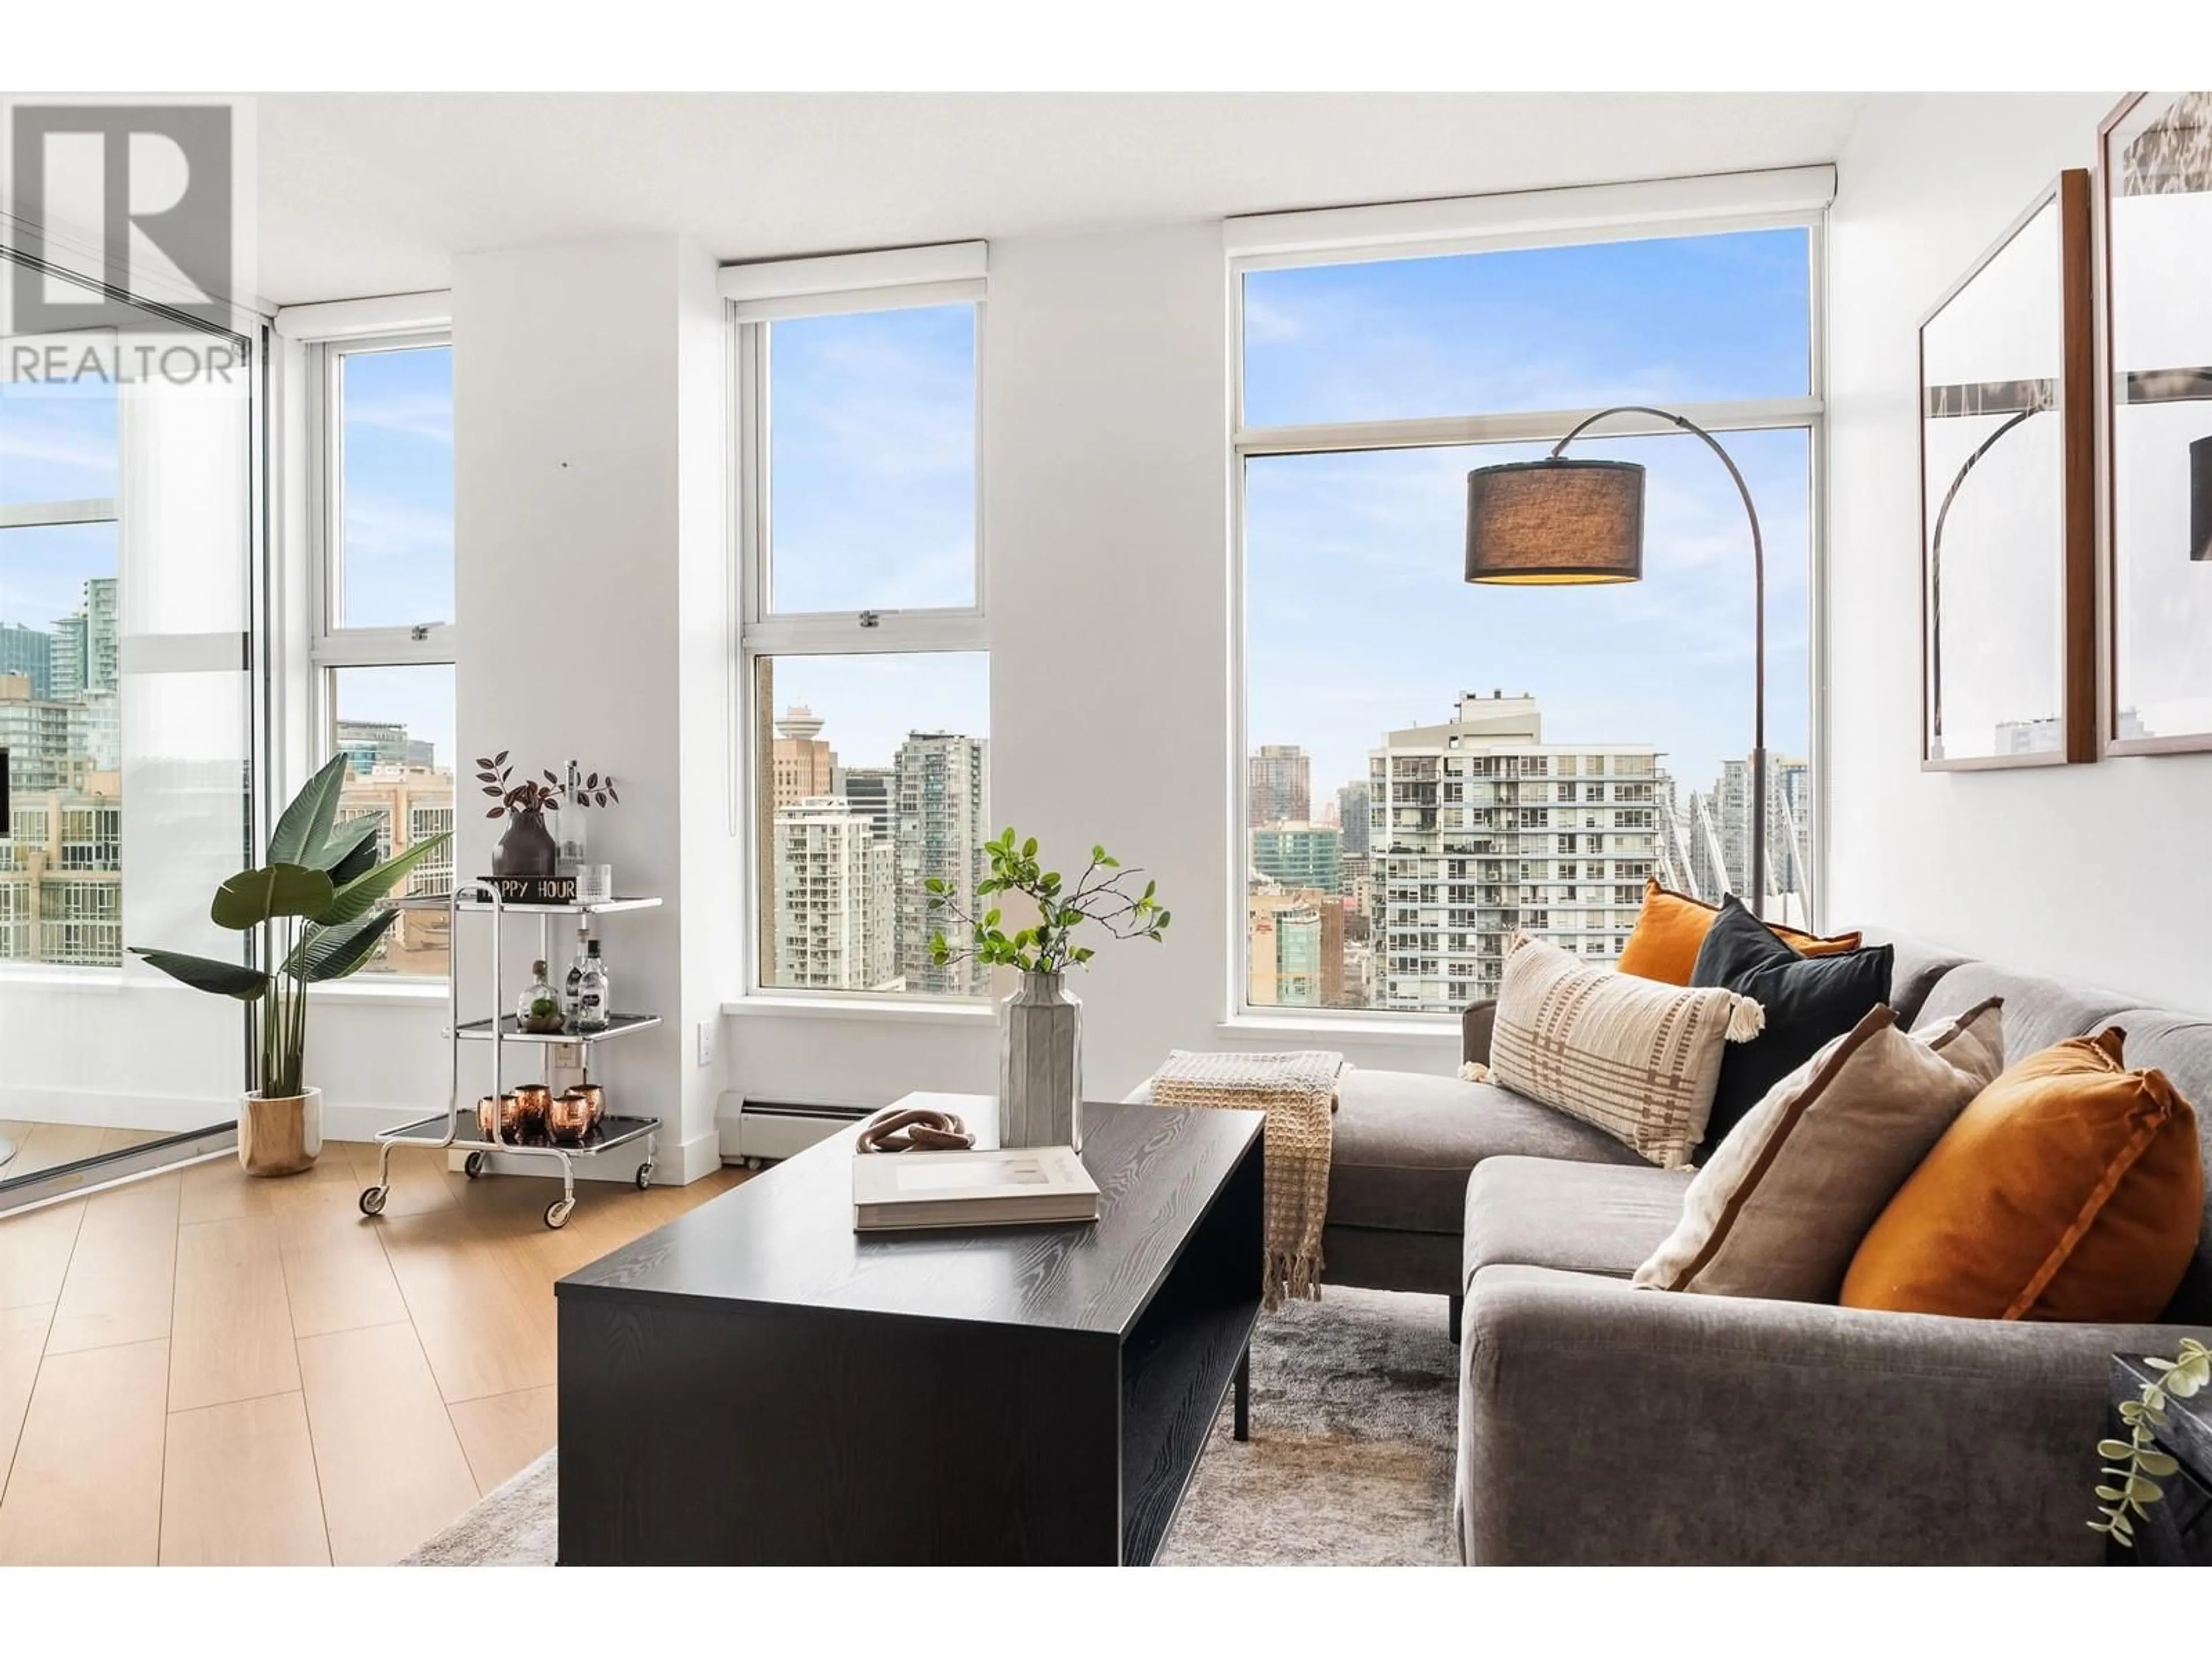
top-left (1244, 228), bottom-right (1813, 806)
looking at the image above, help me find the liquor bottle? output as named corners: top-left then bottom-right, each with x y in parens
top-left (519, 960), bottom-right (565, 1035)
top-left (576, 939), bottom-right (611, 1033)
top-left (563, 942), bottom-right (589, 1030)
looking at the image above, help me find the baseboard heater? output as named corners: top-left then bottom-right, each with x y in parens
top-left (729, 1099), bottom-right (873, 1168)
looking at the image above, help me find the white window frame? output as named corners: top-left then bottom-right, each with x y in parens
top-left (728, 243), bottom-right (990, 1005)
top-left (1227, 168), bottom-right (1833, 1028)
top-left (281, 301), bottom-right (458, 982)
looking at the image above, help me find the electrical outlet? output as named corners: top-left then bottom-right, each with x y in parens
top-left (696, 1020), bottom-right (717, 1068)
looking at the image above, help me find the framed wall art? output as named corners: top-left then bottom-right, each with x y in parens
top-left (1919, 169), bottom-right (2097, 770)
top-left (2097, 91), bottom-right (2212, 755)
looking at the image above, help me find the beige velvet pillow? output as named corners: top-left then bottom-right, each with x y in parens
top-left (1489, 931), bottom-right (1765, 1170)
top-left (1634, 997), bottom-right (2006, 1301)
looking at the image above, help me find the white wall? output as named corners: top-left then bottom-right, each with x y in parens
top-left (445, 234), bottom-right (732, 1182)
top-left (726, 220), bottom-right (1467, 1121)
top-left (1827, 93), bottom-right (2212, 1013)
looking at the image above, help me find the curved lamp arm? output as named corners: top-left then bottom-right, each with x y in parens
top-left (1549, 406), bottom-right (1769, 917)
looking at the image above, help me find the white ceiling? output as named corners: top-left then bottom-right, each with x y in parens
top-left (253, 92), bottom-right (1870, 306)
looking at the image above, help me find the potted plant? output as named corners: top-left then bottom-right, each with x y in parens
top-left (478, 754), bottom-right (620, 880)
top-left (928, 830), bottom-right (1169, 1150)
top-left (130, 753), bottom-right (453, 1176)
top-left (478, 751), bottom-right (559, 877)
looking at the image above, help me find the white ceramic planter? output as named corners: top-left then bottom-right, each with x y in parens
top-left (999, 970), bottom-right (1082, 1150)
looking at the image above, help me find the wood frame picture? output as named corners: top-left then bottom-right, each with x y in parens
top-left (2096, 92), bottom-right (2212, 756)
top-left (1918, 169), bottom-right (2097, 771)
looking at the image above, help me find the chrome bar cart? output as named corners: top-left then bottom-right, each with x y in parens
top-left (359, 882), bottom-right (663, 1229)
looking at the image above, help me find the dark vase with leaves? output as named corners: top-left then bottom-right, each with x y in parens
top-left (478, 752), bottom-right (620, 880)
top-left (479, 752), bottom-right (560, 877)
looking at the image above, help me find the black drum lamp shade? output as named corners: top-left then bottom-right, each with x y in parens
top-left (1464, 457), bottom-right (1646, 585)
top-left (1463, 404), bottom-right (1771, 917)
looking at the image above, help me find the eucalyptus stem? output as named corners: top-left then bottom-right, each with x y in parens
top-left (2093, 1338), bottom-right (2208, 1547)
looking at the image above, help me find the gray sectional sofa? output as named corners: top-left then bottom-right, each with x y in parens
top-left (1323, 929), bottom-right (2212, 1565)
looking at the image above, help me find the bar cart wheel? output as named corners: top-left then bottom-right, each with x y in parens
top-left (635, 1161), bottom-right (654, 1191)
top-left (463, 1152), bottom-right (488, 1180)
top-left (358, 1185), bottom-right (388, 1217)
top-left (545, 1197), bottom-right (575, 1229)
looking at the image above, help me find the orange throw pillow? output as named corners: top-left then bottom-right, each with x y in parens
top-left (1615, 878), bottom-right (1864, 986)
top-left (1841, 1029), bottom-right (2205, 1323)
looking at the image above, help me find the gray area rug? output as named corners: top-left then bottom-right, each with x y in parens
top-left (404, 1286), bottom-right (1458, 1567)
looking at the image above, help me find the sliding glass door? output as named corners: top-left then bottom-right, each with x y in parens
top-left (0, 251), bottom-right (260, 1203)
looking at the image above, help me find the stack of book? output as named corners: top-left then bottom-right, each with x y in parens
top-left (852, 1145), bottom-right (1100, 1232)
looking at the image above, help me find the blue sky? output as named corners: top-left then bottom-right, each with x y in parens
top-left (0, 384), bottom-right (120, 637)
top-left (334, 344), bottom-right (456, 767)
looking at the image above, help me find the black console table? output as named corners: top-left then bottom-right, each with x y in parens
top-left (556, 1099), bottom-right (1264, 1565)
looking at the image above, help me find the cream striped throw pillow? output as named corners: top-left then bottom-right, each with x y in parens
top-left (1490, 931), bottom-right (1765, 1169)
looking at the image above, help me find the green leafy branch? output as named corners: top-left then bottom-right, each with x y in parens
top-left (927, 828), bottom-right (1169, 976)
top-left (2092, 1337), bottom-right (2207, 1547)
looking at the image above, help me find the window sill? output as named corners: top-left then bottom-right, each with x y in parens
top-left (308, 978), bottom-right (449, 1006)
top-left (1215, 1013), bottom-right (1460, 1043)
top-left (723, 995), bottom-right (994, 1027)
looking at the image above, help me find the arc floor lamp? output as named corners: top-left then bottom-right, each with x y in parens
top-left (1462, 406), bottom-right (1770, 919)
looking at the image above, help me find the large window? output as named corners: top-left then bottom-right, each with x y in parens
top-left (0, 376), bottom-right (122, 966)
top-left (732, 251), bottom-right (988, 999)
top-left (308, 332), bottom-right (456, 976)
top-left (1236, 205), bottom-right (1821, 1017)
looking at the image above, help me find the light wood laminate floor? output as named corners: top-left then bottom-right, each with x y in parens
top-left (0, 1142), bottom-right (747, 1565)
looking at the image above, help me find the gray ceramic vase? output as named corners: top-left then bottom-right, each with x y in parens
top-left (999, 969), bottom-right (1082, 1150)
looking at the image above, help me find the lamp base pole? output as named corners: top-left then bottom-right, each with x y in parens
top-left (1748, 745), bottom-right (1768, 923)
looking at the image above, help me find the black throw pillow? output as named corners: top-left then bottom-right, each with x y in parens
top-left (1687, 895), bottom-right (1895, 1163)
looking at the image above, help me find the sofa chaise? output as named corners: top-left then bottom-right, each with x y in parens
top-left (1320, 927), bottom-right (2212, 1565)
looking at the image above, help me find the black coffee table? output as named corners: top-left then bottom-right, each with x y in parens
top-left (555, 1098), bottom-right (1265, 1565)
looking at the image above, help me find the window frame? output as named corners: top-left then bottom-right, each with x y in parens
top-left (728, 247), bottom-right (990, 1005)
top-left (297, 321), bottom-right (459, 981)
top-left (1228, 176), bottom-right (1831, 1028)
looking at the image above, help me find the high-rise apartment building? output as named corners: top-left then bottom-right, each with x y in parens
top-left (49, 577), bottom-right (118, 700)
top-left (1702, 755), bottom-right (1815, 923)
top-left (0, 786), bottom-right (123, 965)
top-left (0, 623), bottom-right (54, 699)
top-left (771, 706), bottom-right (837, 811)
top-left (772, 797), bottom-right (899, 991)
top-left (336, 762), bottom-right (456, 972)
top-left (1368, 692), bottom-right (1665, 1012)
top-left (336, 719), bottom-right (435, 774)
top-left (0, 676), bottom-right (118, 794)
top-left (1248, 744), bottom-right (1310, 827)
top-left (1336, 781), bottom-right (1371, 858)
top-left (893, 731), bottom-right (990, 996)
top-left (1250, 821), bottom-right (1343, 893)
top-left (839, 766), bottom-right (895, 843)
top-left (1247, 886), bottom-right (1347, 1009)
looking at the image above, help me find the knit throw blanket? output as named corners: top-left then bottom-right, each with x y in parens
top-left (1149, 1049), bottom-right (1344, 1312)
